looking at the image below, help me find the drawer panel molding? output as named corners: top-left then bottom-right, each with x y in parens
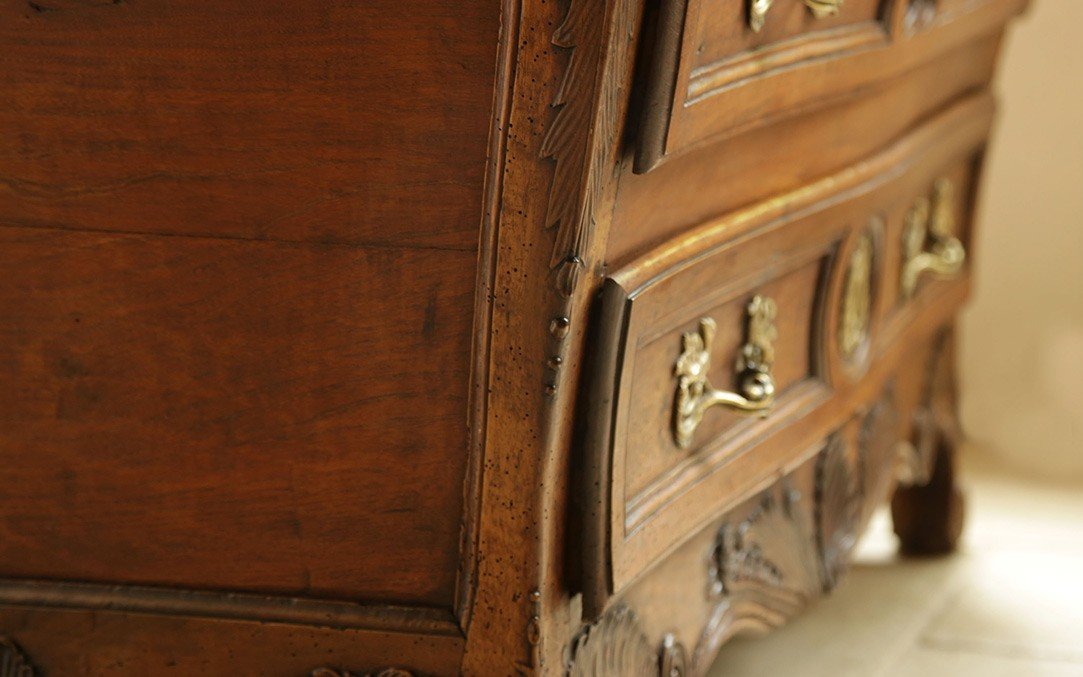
top-left (577, 95), bottom-right (993, 617)
top-left (635, 0), bottom-right (1027, 171)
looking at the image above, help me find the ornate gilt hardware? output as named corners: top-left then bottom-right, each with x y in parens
top-left (900, 178), bottom-right (966, 299)
top-left (803, 0), bottom-right (844, 18)
top-left (839, 228), bottom-right (875, 362)
top-left (750, 0), bottom-right (844, 33)
top-left (673, 295), bottom-right (778, 449)
top-left (749, 0), bottom-right (775, 32)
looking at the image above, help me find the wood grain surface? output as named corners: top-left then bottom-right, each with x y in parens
top-left (0, 0), bottom-right (501, 609)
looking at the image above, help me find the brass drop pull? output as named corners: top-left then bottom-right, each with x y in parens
top-left (750, 0), bottom-right (844, 33)
top-left (803, 0), bottom-right (844, 18)
top-left (673, 296), bottom-right (778, 449)
top-left (900, 178), bottom-right (966, 299)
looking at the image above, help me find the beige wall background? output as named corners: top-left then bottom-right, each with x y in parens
top-left (962, 0), bottom-right (1083, 479)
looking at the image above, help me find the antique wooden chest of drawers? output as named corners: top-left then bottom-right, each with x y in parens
top-left (0, 0), bottom-right (1026, 674)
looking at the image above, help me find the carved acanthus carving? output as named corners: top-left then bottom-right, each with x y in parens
top-left (542, 0), bottom-right (638, 298)
top-left (0, 638), bottom-right (35, 677)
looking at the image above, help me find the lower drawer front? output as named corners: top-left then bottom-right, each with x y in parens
top-left (579, 95), bottom-right (991, 612)
top-left (614, 328), bottom-right (957, 674)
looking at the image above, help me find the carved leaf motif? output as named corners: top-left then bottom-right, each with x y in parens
top-left (0, 638), bottom-right (34, 677)
top-left (565, 606), bottom-right (656, 677)
top-left (542, 0), bottom-right (638, 295)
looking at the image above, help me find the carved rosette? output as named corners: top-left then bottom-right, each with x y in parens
top-left (0, 638), bottom-right (34, 677)
top-left (816, 436), bottom-right (863, 591)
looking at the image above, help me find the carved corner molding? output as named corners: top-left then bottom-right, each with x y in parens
top-left (0, 638), bottom-right (35, 677)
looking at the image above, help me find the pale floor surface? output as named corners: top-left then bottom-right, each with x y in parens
top-left (708, 453), bottom-right (1083, 676)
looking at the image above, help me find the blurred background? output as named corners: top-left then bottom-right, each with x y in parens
top-left (961, 0), bottom-right (1082, 480)
top-left (710, 3), bottom-right (1083, 674)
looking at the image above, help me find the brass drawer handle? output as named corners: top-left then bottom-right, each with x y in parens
top-left (673, 296), bottom-right (778, 449)
top-left (750, 0), bottom-right (844, 33)
top-left (901, 178), bottom-right (966, 299)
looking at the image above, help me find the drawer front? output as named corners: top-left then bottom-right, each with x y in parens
top-left (612, 329), bottom-right (959, 673)
top-left (578, 95), bottom-right (993, 613)
top-left (635, 0), bottom-right (1026, 171)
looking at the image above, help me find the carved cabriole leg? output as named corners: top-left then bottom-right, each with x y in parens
top-left (891, 328), bottom-right (966, 555)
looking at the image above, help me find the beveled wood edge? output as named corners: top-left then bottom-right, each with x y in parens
top-left (613, 92), bottom-right (996, 292)
top-left (456, 0), bottom-right (522, 633)
top-left (0, 579), bottom-right (462, 636)
top-left (685, 22), bottom-right (889, 100)
top-left (577, 279), bottom-right (634, 620)
top-left (633, 0), bottom-right (690, 173)
top-left (577, 93), bottom-right (993, 617)
top-left (463, 0), bottom-right (646, 670)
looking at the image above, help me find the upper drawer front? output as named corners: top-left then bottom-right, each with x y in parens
top-left (579, 95), bottom-right (993, 612)
top-left (635, 0), bottom-right (1026, 171)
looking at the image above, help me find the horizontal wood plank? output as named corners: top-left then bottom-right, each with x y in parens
top-left (0, 227), bottom-right (476, 607)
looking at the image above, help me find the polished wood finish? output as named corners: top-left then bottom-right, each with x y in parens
top-left (0, 0), bottom-right (1026, 673)
top-left (0, 0), bottom-right (500, 615)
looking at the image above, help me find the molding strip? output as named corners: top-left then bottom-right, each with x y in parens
top-left (0, 580), bottom-right (461, 637)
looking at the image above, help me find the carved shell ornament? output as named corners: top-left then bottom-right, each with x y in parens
top-left (565, 606), bottom-right (656, 676)
top-left (565, 605), bottom-right (689, 677)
